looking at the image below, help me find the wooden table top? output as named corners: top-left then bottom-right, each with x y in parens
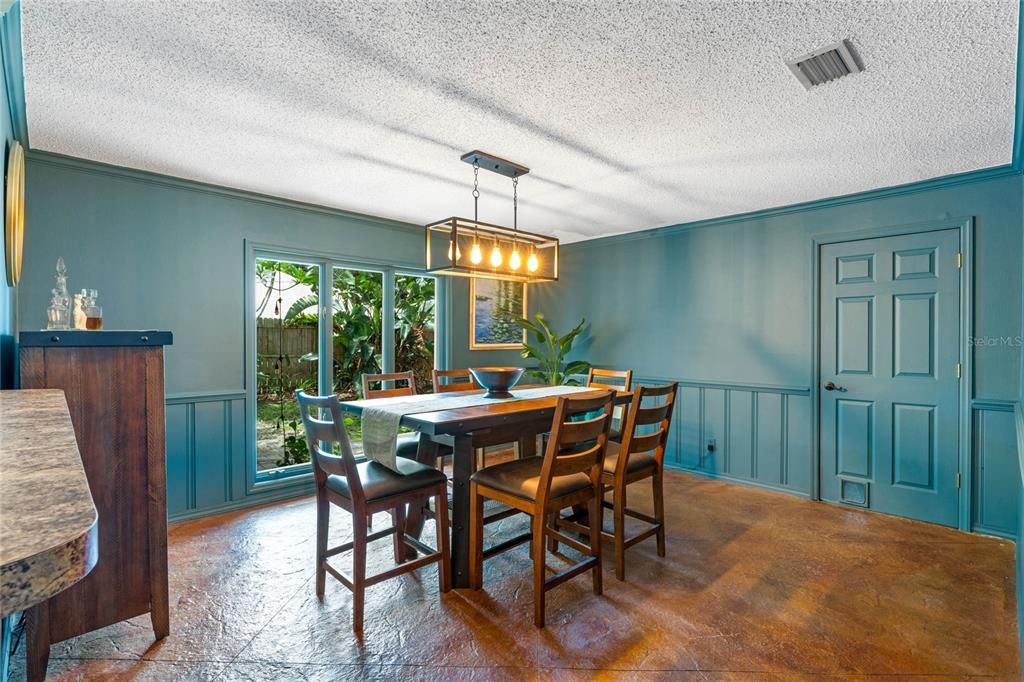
top-left (340, 384), bottom-right (631, 436)
top-left (0, 389), bottom-right (99, 617)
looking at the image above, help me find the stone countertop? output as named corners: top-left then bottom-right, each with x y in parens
top-left (0, 389), bottom-right (98, 617)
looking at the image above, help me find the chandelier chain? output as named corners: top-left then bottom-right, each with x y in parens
top-left (512, 175), bottom-right (518, 233)
top-left (472, 160), bottom-right (480, 223)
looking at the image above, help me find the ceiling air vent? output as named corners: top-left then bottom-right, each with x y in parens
top-left (786, 40), bottom-right (862, 90)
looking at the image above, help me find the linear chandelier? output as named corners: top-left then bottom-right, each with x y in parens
top-left (425, 150), bottom-right (558, 283)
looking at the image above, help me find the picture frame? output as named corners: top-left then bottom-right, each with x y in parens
top-left (469, 278), bottom-right (527, 350)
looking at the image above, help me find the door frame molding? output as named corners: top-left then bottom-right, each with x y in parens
top-left (809, 216), bottom-right (974, 530)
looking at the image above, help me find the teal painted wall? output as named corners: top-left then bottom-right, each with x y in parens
top-left (533, 173), bottom-right (1023, 535)
top-left (1017, 171), bottom-right (1024, 660)
top-left (18, 152), bottom-right (430, 518)
top-left (0, 3), bottom-right (22, 389)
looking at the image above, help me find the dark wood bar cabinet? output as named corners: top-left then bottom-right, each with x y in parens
top-left (19, 330), bottom-right (173, 682)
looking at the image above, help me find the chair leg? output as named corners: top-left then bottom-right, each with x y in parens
top-left (589, 491), bottom-right (603, 596)
top-left (653, 471), bottom-right (666, 557)
top-left (434, 487), bottom-right (451, 593)
top-left (392, 504), bottom-right (407, 564)
top-left (532, 513), bottom-right (547, 628)
top-left (352, 510), bottom-right (367, 633)
top-left (613, 483), bottom-right (626, 581)
top-left (468, 482), bottom-right (484, 590)
top-left (367, 513), bottom-right (374, 530)
top-left (546, 512), bottom-right (559, 552)
top-left (315, 489), bottom-right (328, 601)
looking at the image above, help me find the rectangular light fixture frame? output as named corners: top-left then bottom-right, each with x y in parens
top-left (425, 215), bottom-right (559, 283)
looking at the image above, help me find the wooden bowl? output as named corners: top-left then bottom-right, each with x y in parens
top-left (468, 367), bottom-right (526, 399)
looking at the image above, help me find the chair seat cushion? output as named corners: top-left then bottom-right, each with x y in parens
top-left (470, 456), bottom-right (592, 501)
top-left (397, 432), bottom-right (457, 460)
top-left (326, 456), bottom-right (446, 502)
top-left (396, 432), bottom-right (421, 459)
top-left (603, 442), bottom-right (657, 475)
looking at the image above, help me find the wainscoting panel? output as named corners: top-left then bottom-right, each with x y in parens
top-left (166, 392), bottom-right (248, 521)
top-left (972, 400), bottom-right (1020, 538)
top-left (677, 386), bottom-right (702, 468)
top-left (165, 403), bottom-right (191, 517)
top-left (701, 389), bottom-right (727, 475)
top-left (635, 377), bottom-right (813, 495)
top-left (728, 391), bottom-right (754, 480)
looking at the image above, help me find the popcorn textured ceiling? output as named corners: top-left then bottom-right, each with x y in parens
top-left (21, 1), bottom-right (1020, 243)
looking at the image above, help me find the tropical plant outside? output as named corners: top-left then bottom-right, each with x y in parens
top-left (255, 259), bottom-right (436, 472)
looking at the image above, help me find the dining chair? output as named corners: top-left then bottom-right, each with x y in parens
top-left (555, 382), bottom-right (677, 581)
top-left (432, 368), bottom-right (479, 393)
top-left (361, 371), bottom-right (421, 461)
top-left (468, 390), bottom-right (615, 627)
top-left (587, 367), bottom-right (633, 441)
top-left (363, 370), bottom-right (417, 399)
top-left (296, 390), bottom-right (450, 632)
top-left (586, 367), bottom-right (633, 391)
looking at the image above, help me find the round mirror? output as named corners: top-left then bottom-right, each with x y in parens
top-left (4, 139), bottom-right (25, 286)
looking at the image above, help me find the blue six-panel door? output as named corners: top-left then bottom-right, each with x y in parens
top-left (819, 229), bottom-right (961, 527)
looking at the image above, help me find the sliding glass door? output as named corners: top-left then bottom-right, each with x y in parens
top-left (394, 274), bottom-right (437, 394)
top-left (331, 266), bottom-right (384, 399)
top-left (250, 249), bottom-right (441, 482)
top-left (254, 257), bottom-right (321, 476)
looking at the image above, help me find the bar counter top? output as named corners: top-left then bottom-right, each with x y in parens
top-left (0, 389), bottom-right (98, 617)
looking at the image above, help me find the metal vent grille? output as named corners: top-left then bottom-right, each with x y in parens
top-left (787, 40), bottom-right (863, 90)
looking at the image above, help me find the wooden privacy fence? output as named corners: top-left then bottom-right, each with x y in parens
top-left (257, 319), bottom-right (317, 357)
top-left (257, 320), bottom-right (318, 390)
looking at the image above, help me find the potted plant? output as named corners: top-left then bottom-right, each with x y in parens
top-left (516, 313), bottom-right (591, 385)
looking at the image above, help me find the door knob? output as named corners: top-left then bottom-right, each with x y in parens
top-left (824, 381), bottom-right (844, 392)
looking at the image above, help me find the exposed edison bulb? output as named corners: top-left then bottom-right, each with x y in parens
top-left (489, 244), bottom-right (503, 267)
top-left (447, 240), bottom-right (461, 261)
top-left (509, 248), bottom-right (522, 271)
top-left (469, 242), bottom-right (483, 265)
top-left (527, 252), bottom-right (539, 272)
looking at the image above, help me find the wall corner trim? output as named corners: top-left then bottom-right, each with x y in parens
top-left (0, 0), bottom-right (27, 146)
top-left (25, 150), bottom-right (424, 237)
top-left (569, 168), bottom-right (1019, 251)
top-left (1012, 0), bottom-right (1024, 171)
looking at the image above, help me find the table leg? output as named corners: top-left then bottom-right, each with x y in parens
top-left (26, 602), bottom-right (49, 682)
top-left (405, 435), bottom-right (441, 560)
top-left (449, 434), bottom-right (475, 588)
top-left (518, 433), bottom-right (537, 458)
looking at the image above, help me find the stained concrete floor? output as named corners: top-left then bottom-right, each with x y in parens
top-left (12, 470), bottom-right (1020, 680)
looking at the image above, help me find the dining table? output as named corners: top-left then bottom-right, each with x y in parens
top-left (339, 384), bottom-right (632, 588)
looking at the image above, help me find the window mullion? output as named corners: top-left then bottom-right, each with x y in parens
top-left (319, 261), bottom-right (333, 396)
top-left (382, 268), bottom-right (396, 374)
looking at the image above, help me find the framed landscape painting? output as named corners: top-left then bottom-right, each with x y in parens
top-left (470, 278), bottom-right (527, 350)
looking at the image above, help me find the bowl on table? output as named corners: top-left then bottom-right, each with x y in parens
top-left (468, 367), bottom-right (526, 399)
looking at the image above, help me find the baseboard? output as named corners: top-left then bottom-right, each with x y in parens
top-left (168, 480), bottom-right (315, 523)
top-left (663, 463), bottom-right (811, 498)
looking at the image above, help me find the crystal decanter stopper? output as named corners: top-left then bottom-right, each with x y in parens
top-left (46, 257), bottom-right (71, 330)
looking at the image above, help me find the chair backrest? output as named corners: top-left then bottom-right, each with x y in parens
top-left (616, 382), bottom-right (678, 473)
top-left (362, 371), bottom-right (416, 399)
top-left (536, 391), bottom-right (616, 509)
top-left (587, 367), bottom-right (633, 391)
top-left (295, 390), bottom-right (366, 503)
top-left (587, 367), bottom-right (633, 425)
top-left (433, 368), bottom-right (479, 394)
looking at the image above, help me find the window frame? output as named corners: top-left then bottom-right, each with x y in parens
top-left (244, 241), bottom-right (446, 492)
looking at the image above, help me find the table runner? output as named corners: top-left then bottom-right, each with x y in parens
top-left (360, 385), bottom-right (593, 471)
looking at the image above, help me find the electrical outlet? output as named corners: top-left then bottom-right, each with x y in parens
top-left (707, 438), bottom-right (716, 452)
